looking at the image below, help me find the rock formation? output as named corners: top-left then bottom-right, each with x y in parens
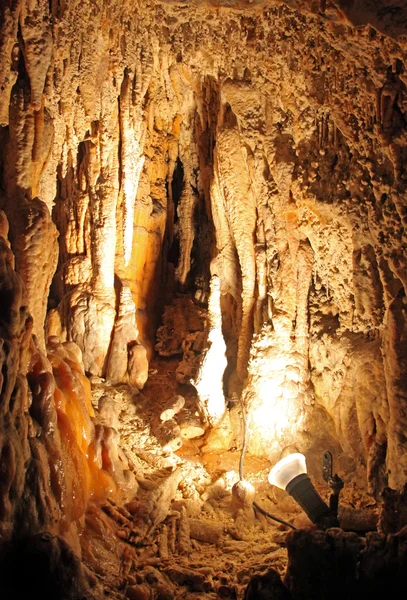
top-left (1, 0), bottom-right (407, 597)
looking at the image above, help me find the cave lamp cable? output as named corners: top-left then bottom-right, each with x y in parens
top-left (239, 399), bottom-right (297, 530)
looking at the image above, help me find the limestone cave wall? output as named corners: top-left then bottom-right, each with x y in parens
top-left (1, 0), bottom-right (407, 570)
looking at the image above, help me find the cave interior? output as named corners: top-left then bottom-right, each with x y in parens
top-left (1, 0), bottom-right (407, 598)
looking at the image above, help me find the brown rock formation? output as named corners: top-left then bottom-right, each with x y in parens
top-left (1, 0), bottom-right (407, 597)
top-left (0, 212), bottom-right (135, 547)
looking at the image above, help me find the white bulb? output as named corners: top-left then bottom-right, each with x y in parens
top-left (268, 453), bottom-right (307, 490)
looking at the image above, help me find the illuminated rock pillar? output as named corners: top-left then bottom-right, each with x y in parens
top-left (194, 275), bottom-right (227, 426)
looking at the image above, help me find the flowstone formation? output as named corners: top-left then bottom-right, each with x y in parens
top-left (1, 0), bottom-right (407, 598)
top-left (0, 207), bottom-right (136, 546)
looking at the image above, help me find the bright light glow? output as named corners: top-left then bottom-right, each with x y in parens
top-left (195, 276), bottom-right (227, 426)
top-left (196, 326), bottom-right (227, 425)
top-left (268, 453), bottom-right (307, 489)
top-left (248, 375), bottom-right (304, 452)
top-left (242, 335), bottom-right (309, 458)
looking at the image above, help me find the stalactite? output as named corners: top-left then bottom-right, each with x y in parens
top-left (175, 160), bottom-right (198, 287)
top-left (215, 109), bottom-right (257, 391)
top-left (119, 68), bottom-right (146, 266)
top-left (19, 0), bottom-right (52, 111)
top-left (12, 198), bottom-right (58, 349)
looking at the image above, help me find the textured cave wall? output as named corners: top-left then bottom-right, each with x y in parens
top-left (1, 0), bottom-right (407, 499)
top-left (0, 209), bottom-right (136, 549)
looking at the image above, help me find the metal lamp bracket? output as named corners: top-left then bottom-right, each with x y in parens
top-left (322, 450), bottom-right (344, 518)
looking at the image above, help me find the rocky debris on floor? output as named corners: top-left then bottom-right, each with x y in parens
top-left (77, 359), bottom-right (401, 599)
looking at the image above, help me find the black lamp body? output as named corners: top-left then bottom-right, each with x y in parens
top-left (286, 473), bottom-right (339, 529)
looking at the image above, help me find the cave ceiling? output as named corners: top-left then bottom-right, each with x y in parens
top-left (157, 0), bottom-right (407, 38)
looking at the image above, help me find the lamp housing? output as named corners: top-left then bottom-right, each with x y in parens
top-left (268, 453), bottom-right (307, 489)
top-left (269, 453), bottom-right (339, 530)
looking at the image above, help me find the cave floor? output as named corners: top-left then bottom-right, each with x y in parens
top-left (83, 357), bottom-right (377, 599)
